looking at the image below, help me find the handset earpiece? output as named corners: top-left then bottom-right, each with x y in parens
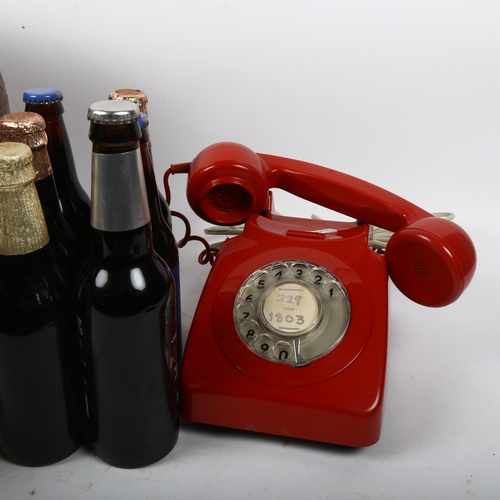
top-left (184, 142), bottom-right (269, 226)
top-left (385, 217), bottom-right (476, 307)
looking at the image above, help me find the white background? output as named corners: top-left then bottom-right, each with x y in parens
top-left (1, 1), bottom-right (499, 498)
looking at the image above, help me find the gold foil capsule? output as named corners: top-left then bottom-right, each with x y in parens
top-left (0, 142), bottom-right (50, 255)
top-left (0, 112), bottom-right (53, 182)
top-left (108, 88), bottom-right (149, 116)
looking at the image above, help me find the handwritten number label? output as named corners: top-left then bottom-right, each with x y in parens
top-left (277, 294), bottom-right (303, 307)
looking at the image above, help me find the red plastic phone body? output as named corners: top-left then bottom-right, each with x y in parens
top-left (180, 213), bottom-right (389, 447)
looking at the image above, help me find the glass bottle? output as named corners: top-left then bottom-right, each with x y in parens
top-left (0, 72), bottom-right (10, 116)
top-left (0, 142), bottom-right (82, 466)
top-left (0, 112), bottom-right (85, 288)
top-left (108, 88), bottom-right (172, 227)
top-left (138, 112), bottom-right (182, 358)
top-left (77, 100), bottom-right (178, 469)
top-left (23, 87), bottom-right (91, 254)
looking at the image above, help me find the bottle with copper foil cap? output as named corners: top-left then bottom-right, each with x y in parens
top-left (0, 112), bottom-right (86, 287)
top-left (23, 87), bottom-right (91, 252)
top-left (0, 142), bottom-right (82, 466)
top-left (0, 72), bottom-right (10, 117)
top-left (77, 100), bottom-right (178, 468)
top-left (108, 88), bottom-right (172, 227)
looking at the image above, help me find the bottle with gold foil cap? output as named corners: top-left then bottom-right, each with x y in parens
top-left (0, 112), bottom-right (86, 287)
top-left (23, 87), bottom-right (91, 253)
top-left (0, 142), bottom-right (82, 466)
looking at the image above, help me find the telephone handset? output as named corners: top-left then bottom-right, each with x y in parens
top-left (173, 142), bottom-right (476, 447)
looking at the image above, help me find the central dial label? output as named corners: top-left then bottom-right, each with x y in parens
top-left (261, 282), bottom-right (320, 336)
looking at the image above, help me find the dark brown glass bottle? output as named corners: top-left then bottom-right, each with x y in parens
top-left (77, 100), bottom-right (178, 469)
top-left (0, 72), bottom-right (10, 116)
top-left (138, 113), bottom-right (182, 358)
top-left (0, 142), bottom-right (82, 466)
top-left (0, 112), bottom-right (85, 288)
top-left (23, 87), bottom-right (91, 254)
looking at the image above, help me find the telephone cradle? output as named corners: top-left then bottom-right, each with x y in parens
top-left (171, 142), bottom-right (476, 447)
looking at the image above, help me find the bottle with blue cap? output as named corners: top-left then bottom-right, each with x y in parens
top-left (23, 87), bottom-right (91, 253)
top-left (138, 111), bottom-right (182, 360)
top-left (77, 100), bottom-right (178, 468)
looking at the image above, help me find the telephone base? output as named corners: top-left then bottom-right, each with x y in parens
top-left (180, 214), bottom-right (389, 447)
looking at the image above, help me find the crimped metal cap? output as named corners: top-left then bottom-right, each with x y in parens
top-left (138, 112), bottom-right (149, 129)
top-left (108, 88), bottom-right (149, 115)
top-left (87, 100), bottom-right (140, 125)
top-left (0, 142), bottom-right (35, 187)
top-left (23, 87), bottom-right (64, 104)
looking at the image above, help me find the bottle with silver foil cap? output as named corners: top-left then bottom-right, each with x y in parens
top-left (0, 142), bottom-right (82, 466)
top-left (0, 112), bottom-right (85, 288)
top-left (108, 88), bottom-right (172, 227)
top-left (23, 87), bottom-right (91, 253)
top-left (77, 100), bottom-right (178, 468)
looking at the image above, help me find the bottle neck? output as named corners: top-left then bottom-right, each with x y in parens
top-left (0, 179), bottom-right (49, 256)
top-left (140, 127), bottom-right (162, 216)
top-left (91, 147), bottom-right (151, 233)
top-left (24, 101), bottom-right (88, 200)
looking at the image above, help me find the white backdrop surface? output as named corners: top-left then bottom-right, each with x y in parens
top-left (1, 1), bottom-right (499, 499)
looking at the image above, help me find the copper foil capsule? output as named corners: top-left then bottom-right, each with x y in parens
top-left (0, 112), bottom-right (53, 182)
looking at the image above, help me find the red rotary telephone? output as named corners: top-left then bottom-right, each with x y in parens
top-left (170, 142), bottom-right (476, 447)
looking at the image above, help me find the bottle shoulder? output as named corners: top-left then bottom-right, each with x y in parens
top-left (77, 252), bottom-right (173, 316)
top-left (0, 252), bottom-right (67, 334)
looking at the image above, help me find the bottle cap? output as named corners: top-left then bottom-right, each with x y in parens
top-left (88, 100), bottom-right (140, 125)
top-left (138, 112), bottom-right (149, 129)
top-left (108, 89), bottom-right (149, 115)
top-left (22, 87), bottom-right (63, 104)
top-left (0, 142), bottom-right (50, 255)
top-left (0, 112), bottom-right (52, 181)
